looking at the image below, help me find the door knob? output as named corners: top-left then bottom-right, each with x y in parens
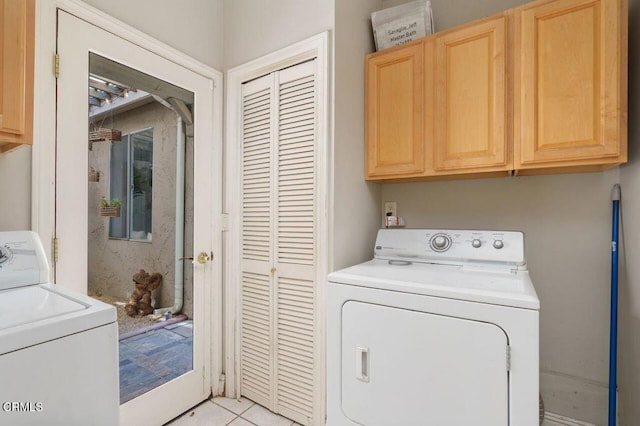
top-left (196, 252), bottom-right (211, 264)
top-left (179, 252), bottom-right (211, 264)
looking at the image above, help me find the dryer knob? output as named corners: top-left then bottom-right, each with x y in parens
top-left (433, 236), bottom-right (447, 249)
top-left (493, 240), bottom-right (504, 250)
top-left (430, 234), bottom-right (451, 252)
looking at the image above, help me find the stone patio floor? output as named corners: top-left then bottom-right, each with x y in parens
top-left (118, 320), bottom-right (193, 403)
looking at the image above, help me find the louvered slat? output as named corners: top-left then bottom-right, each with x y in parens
top-left (273, 65), bottom-right (318, 425)
top-left (242, 84), bottom-right (271, 262)
top-left (241, 272), bottom-right (271, 404)
top-left (277, 276), bottom-right (314, 422)
top-left (278, 72), bottom-right (315, 267)
top-left (241, 78), bottom-right (273, 409)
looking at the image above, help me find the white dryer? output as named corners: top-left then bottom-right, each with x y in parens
top-left (0, 231), bottom-right (119, 425)
top-left (328, 229), bottom-right (539, 426)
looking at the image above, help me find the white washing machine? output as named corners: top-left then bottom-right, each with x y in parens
top-left (328, 229), bottom-right (539, 426)
top-left (0, 231), bottom-right (119, 425)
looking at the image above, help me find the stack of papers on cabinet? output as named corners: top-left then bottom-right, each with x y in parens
top-left (371, 0), bottom-right (434, 51)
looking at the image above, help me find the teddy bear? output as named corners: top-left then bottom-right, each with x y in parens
top-left (124, 269), bottom-right (163, 317)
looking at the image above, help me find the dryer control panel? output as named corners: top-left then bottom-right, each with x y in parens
top-left (374, 228), bottom-right (525, 266)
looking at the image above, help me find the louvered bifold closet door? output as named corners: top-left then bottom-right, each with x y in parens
top-left (239, 59), bottom-right (318, 426)
top-left (240, 74), bottom-right (275, 409)
top-left (274, 60), bottom-right (317, 425)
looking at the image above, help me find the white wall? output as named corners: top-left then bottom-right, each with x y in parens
top-left (0, 146), bottom-right (31, 230)
top-left (383, 0), bottom-right (529, 30)
top-left (333, 0), bottom-right (383, 270)
top-left (82, 0), bottom-right (223, 70)
top-left (223, 0), bottom-right (334, 69)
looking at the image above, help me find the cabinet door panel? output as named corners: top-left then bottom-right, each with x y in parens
top-left (366, 42), bottom-right (424, 178)
top-left (0, 0), bottom-right (34, 152)
top-left (434, 16), bottom-right (509, 172)
top-left (515, 0), bottom-right (624, 167)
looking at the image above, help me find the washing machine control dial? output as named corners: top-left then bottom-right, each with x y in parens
top-left (472, 239), bottom-right (482, 248)
top-left (493, 239), bottom-right (504, 250)
top-left (430, 233), bottom-right (452, 252)
top-left (0, 246), bottom-right (11, 265)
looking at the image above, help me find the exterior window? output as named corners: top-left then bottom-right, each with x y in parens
top-left (109, 128), bottom-right (153, 241)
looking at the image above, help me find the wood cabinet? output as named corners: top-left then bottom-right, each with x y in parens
top-left (434, 15), bottom-right (510, 175)
top-left (514, 0), bottom-right (627, 173)
top-left (0, 0), bottom-right (35, 153)
top-left (365, 0), bottom-right (627, 181)
top-left (365, 41), bottom-right (425, 178)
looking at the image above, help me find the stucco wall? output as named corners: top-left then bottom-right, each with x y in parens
top-left (87, 101), bottom-right (191, 315)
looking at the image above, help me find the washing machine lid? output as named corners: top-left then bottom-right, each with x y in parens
top-left (328, 259), bottom-right (539, 310)
top-left (0, 283), bottom-right (116, 355)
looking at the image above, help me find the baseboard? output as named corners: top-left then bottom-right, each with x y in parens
top-left (544, 412), bottom-right (597, 426)
top-left (540, 370), bottom-right (607, 424)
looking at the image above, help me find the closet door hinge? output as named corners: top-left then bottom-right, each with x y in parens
top-left (54, 53), bottom-right (60, 79)
top-left (52, 237), bottom-right (59, 263)
top-left (221, 213), bottom-right (229, 232)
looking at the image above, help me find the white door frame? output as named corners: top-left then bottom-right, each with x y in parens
top-left (31, 0), bottom-right (224, 402)
top-left (225, 32), bottom-right (330, 423)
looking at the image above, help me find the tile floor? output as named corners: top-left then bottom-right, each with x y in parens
top-left (125, 361), bottom-right (554, 426)
top-left (166, 397), bottom-right (299, 426)
top-left (166, 396), bottom-right (560, 426)
top-left (119, 320), bottom-right (193, 403)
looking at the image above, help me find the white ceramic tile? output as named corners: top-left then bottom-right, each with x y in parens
top-left (228, 417), bottom-right (254, 426)
top-left (241, 404), bottom-right (294, 426)
top-left (166, 400), bottom-right (236, 426)
top-left (213, 396), bottom-right (255, 415)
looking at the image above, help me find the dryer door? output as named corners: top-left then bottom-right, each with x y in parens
top-left (341, 301), bottom-right (509, 426)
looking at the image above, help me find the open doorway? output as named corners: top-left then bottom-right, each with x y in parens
top-left (86, 53), bottom-right (196, 403)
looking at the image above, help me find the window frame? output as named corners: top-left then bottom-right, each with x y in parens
top-left (108, 126), bottom-right (154, 242)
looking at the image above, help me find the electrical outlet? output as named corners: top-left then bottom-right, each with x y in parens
top-left (384, 201), bottom-right (397, 217)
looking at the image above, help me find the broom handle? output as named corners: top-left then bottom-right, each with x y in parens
top-left (608, 184), bottom-right (620, 426)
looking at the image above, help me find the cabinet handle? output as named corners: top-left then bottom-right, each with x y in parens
top-left (355, 346), bottom-right (369, 382)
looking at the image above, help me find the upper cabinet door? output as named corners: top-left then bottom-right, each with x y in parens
top-left (0, 0), bottom-right (35, 152)
top-left (365, 41), bottom-right (425, 179)
top-left (514, 0), bottom-right (626, 169)
top-left (434, 15), bottom-right (510, 173)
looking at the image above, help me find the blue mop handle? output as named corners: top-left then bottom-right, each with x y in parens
top-left (609, 184), bottom-right (620, 426)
